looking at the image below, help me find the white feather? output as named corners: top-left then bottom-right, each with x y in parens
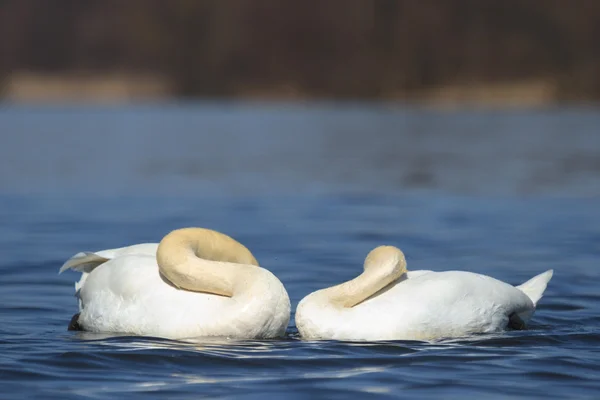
top-left (60, 242), bottom-right (290, 340)
top-left (296, 269), bottom-right (553, 341)
top-left (516, 269), bottom-right (554, 306)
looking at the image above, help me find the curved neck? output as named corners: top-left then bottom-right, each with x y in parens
top-left (317, 249), bottom-right (406, 308)
top-left (319, 268), bottom-right (398, 308)
top-left (156, 228), bottom-right (260, 297)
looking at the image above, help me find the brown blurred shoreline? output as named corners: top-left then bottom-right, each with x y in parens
top-left (1, 1), bottom-right (599, 106)
top-left (1, 72), bottom-right (561, 107)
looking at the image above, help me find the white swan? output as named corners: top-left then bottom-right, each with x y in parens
top-left (295, 246), bottom-right (553, 341)
top-left (59, 227), bottom-right (291, 339)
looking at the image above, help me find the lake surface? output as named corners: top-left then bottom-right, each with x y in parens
top-left (1, 103), bottom-right (599, 399)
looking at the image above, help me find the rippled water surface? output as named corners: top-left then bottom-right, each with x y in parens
top-left (1, 104), bottom-right (599, 399)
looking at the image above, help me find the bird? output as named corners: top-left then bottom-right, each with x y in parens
top-left (295, 245), bottom-right (553, 341)
top-left (60, 227), bottom-right (291, 340)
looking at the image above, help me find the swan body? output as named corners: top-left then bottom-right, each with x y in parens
top-left (296, 246), bottom-right (553, 341)
top-left (60, 228), bottom-right (291, 340)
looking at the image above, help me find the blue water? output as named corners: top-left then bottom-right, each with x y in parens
top-left (1, 104), bottom-right (599, 399)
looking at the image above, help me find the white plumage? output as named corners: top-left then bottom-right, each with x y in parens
top-left (60, 229), bottom-right (291, 340)
top-left (296, 246), bottom-right (553, 341)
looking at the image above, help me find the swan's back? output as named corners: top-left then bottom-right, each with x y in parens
top-left (298, 270), bottom-right (547, 341)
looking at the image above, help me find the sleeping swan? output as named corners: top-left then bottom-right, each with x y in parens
top-left (60, 227), bottom-right (291, 339)
top-left (295, 246), bottom-right (553, 341)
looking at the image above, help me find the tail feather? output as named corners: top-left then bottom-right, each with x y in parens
top-left (516, 269), bottom-right (554, 306)
top-left (60, 252), bottom-right (111, 311)
top-left (59, 252), bottom-right (109, 274)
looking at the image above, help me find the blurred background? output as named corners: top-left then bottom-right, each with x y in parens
top-left (1, 0), bottom-right (599, 197)
top-left (2, 0), bottom-right (600, 104)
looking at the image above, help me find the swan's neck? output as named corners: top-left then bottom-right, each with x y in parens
top-left (318, 268), bottom-right (397, 308)
top-left (315, 249), bottom-right (407, 308)
top-left (156, 228), bottom-right (260, 297)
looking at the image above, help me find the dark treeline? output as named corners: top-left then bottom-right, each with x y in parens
top-left (1, 0), bottom-right (599, 100)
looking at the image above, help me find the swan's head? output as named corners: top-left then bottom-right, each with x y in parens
top-left (363, 245), bottom-right (407, 278)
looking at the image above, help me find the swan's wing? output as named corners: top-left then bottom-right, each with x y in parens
top-left (392, 271), bottom-right (535, 326)
top-left (59, 243), bottom-right (159, 310)
top-left (59, 243), bottom-right (159, 274)
top-left (406, 270), bottom-right (434, 279)
top-left (59, 252), bottom-right (110, 274)
top-left (95, 243), bottom-right (159, 260)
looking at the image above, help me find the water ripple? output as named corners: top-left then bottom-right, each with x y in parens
top-left (1, 153), bottom-right (600, 398)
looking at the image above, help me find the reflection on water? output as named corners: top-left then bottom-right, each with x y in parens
top-left (0, 104), bottom-right (599, 399)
